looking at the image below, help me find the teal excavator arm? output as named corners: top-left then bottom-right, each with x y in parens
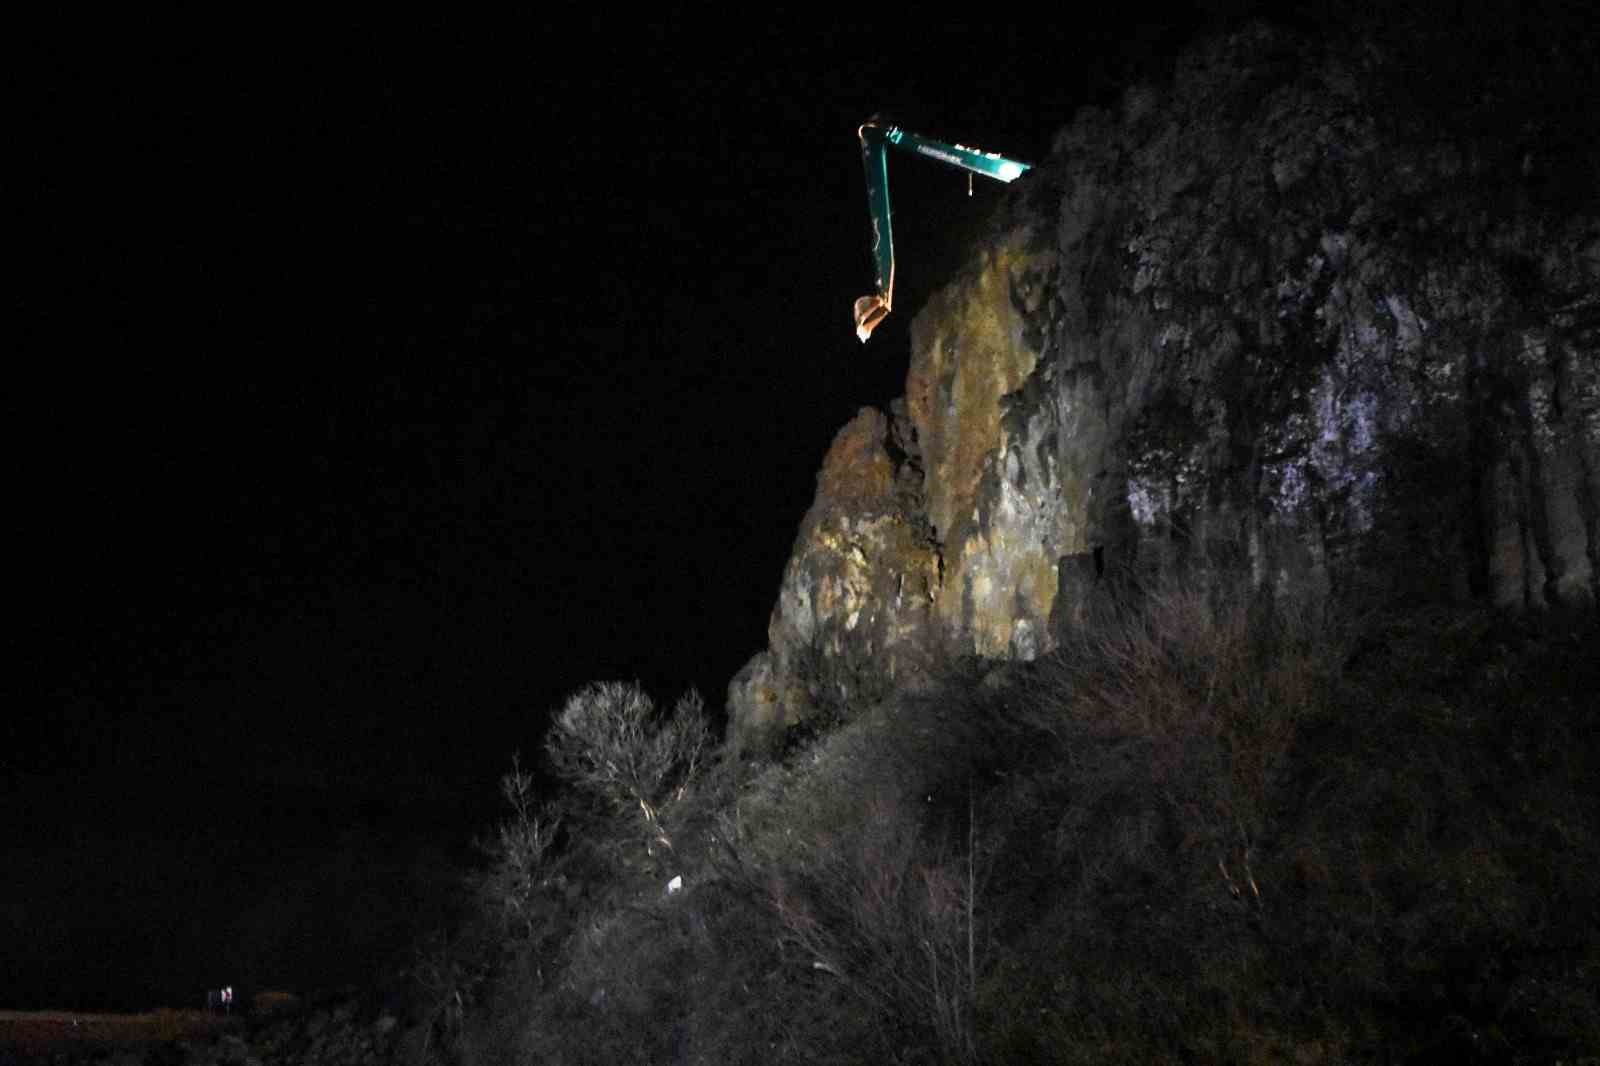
top-left (853, 122), bottom-right (1032, 342)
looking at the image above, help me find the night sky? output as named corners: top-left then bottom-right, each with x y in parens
top-left (7, 8), bottom-right (1292, 1011)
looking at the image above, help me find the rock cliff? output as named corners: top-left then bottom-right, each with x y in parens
top-left (730, 23), bottom-right (1598, 751)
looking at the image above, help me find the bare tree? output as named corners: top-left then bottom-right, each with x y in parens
top-left (476, 753), bottom-right (560, 940)
top-left (545, 681), bottom-right (709, 855)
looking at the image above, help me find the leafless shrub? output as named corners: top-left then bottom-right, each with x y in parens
top-left (474, 753), bottom-right (560, 942)
top-left (407, 928), bottom-right (487, 1065)
top-left (770, 790), bottom-right (984, 1065)
top-left (1023, 578), bottom-right (1344, 909)
top-left (546, 681), bottom-right (709, 859)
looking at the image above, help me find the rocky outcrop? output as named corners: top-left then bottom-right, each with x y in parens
top-left (730, 23), bottom-right (1599, 752)
top-left (729, 407), bottom-right (945, 747)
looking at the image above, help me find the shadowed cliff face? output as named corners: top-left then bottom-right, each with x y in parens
top-left (731, 24), bottom-right (1599, 751)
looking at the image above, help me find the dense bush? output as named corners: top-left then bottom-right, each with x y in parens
top-left (414, 585), bottom-right (1598, 1065)
top-left (975, 596), bottom-right (1599, 1063)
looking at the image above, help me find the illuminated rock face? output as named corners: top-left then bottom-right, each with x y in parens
top-left (728, 408), bottom-right (943, 750)
top-left (908, 229), bottom-right (1065, 660)
top-left (729, 25), bottom-right (1599, 751)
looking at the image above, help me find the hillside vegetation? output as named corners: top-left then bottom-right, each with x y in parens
top-left (413, 580), bottom-right (1599, 1064)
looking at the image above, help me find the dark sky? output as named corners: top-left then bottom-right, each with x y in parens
top-left (8, 11), bottom-right (1254, 1011)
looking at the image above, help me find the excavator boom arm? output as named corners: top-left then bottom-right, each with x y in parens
top-left (854, 123), bottom-right (1031, 342)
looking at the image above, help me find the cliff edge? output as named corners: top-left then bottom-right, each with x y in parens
top-left (731, 23), bottom-right (1598, 751)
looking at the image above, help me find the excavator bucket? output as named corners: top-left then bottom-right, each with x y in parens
top-left (853, 294), bottom-right (891, 343)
